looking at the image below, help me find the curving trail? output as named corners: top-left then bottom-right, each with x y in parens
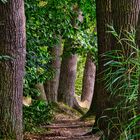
top-left (24, 113), bottom-right (100, 140)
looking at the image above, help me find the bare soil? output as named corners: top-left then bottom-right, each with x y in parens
top-left (24, 111), bottom-right (100, 140)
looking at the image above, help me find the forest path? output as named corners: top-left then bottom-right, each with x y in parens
top-left (24, 112), bottom-right (100, 140)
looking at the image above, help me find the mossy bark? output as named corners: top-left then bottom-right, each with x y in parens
top-left (35, 83), bottom-right (47, 101)
top-left (44, 36), bottom-right (62, 102)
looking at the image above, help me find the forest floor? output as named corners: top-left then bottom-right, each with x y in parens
top-left (24, 103), bottom-right (100, 140)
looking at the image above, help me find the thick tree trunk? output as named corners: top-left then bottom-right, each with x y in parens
top-left (0, 1), bottom-right (26, 139)
top-left (137, 7), bottom-right (140, 115)
top-left (44, 37), bottom-right (62, 102)
top-left (112, 0), bottom-right (140, 30)
top-left (112, 0), bottom-right (140, 52)
top-left (81, 53), bottom-right (96, 107)
top-left (136, 12), bottom-right (140, 134)
top-left (82, 0), bottom-right (112, 138)
top-left (86, 0), bottom-right (112, 127)
top-left (90, 0), bottom-right (140, 139)
top-left (111, 1), bottom-right (140, 139)
top-left (93, 2), bottom-right (112, 138)
top-left (58, 39), bottom-right (77, 107)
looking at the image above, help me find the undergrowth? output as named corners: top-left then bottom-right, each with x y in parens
top-left (23, 100), bottom-right (54, 133)
top-left (101, 27), bottom-right (140, 139)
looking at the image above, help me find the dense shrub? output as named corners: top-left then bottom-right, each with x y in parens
top-left (23, 100), bottom-right (54, 132)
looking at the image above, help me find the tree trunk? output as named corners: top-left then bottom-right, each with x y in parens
top-left (0, 1), bottom-right (26, 139)
top-left (110, 1), bottom-right (140, 139)
top-left (44, 37), bottom-right (62, 102)
top-left (58, 39), bottom-right (77, 107)
top-left (137, 6), bottom-right (140, 114)
top-left (82, 0), bottom-right (112, 138)
top-left (112, 0), bottom-right (140, 52)
top-left (90, 0), bottom-right (140, 139)
top-left (93, 1), bottom-right (112, 138)
top-left (35, 83), bottom-right (47, 101)
top-left (85, 0), bottom-right (112, 126)
top-left (81, 53), bottom-right (96, 107)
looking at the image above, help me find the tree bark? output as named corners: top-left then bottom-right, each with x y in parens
top-left (44, 37), bottom-right (62, 102)
top-left (35, 83), bottom-right (47, 101)
top-left (81, 53), bottom-right (96, 107)
top-left (58, 39), bottom-right (77, 107)
top-left (0, 1), bottom-right (26, 139)
top-left (136, 12), bottom-right (140, 137)
top-left (112, 0), bottom-right (140, 52)
top-left (83, 0), bottom-right (112, 138)
top-left (90, 0), bottom-right (140, 139)
top-left (108, 1), bottom-right (140, 139)
top-left (86, 0), bottom-right (112, 123)
top-left (93, 1), bottom-right (112, 138)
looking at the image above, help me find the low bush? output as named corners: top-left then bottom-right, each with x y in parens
top-left (23, 100), bottom-right (54, 132)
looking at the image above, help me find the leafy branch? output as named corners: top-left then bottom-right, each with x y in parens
top-left (1, 0), bottom-right (7, 4)
top-left (0, 55), bottom-right (14, 61)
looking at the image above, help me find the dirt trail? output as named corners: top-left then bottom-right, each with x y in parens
top-left (24, 113), bottom-right (100, 140)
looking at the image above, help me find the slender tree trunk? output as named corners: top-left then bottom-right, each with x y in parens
top-left (58, 39), bottom-right (77, 107)
top-left (81, 53), bottom-right (96, 107)
top-left (44, 37), bottom-right (62, 102)
top-left (0, 1), bottom-right (26, 139)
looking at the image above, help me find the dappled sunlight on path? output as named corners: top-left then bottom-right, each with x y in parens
top-left (24, 113), bottom-right (100, 140)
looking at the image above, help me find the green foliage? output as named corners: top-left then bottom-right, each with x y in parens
top-left (0, 0), bottom-right (7, 3)
top-left (24, 0), bottom-right (55, 97)
top-left (0, 55), bottom-right (14, 61)
top-left (102, 27), bottom-right (140, 139)
top-left (25, 0), bottom-right (53, 81)
top-left (23, 100), bottom-right (54, 132)
top-left (24, 46), bottom-right (54, 85)
top-left (74, 30), bottom-right (97, 61)
top-left (75, 56), bottom-right (86, 95)
top-left (24, 0), bottom-right (97, 98)
top-left (104, 27), bottom-right (138, 104)
top-left (23, 82), bottom-right (40, 97)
